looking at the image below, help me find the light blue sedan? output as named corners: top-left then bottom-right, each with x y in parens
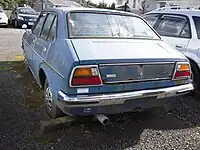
top-left (21, 7), bottom-right (193, 125)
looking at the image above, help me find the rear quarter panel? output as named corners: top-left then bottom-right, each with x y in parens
top-left (37, 11), bottom-right (80, 104)
top-left (41, 38), bottom-right (79, 103)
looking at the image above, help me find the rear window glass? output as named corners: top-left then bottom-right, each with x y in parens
top-left (143, 14), bottom-right (160, 27)
top-left (68, 12), bottom-right (160, 40)
top-left (193, 16), bottom-right (200, 39)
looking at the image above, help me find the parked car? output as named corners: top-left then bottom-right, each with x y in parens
top-left (9, 6), bottom-right (38, 28)
top-left (143, 7), bottom-right (200, 95)
top-left (21, 7), bottom-right (193, 123)
top-left (0, 8), bottom-right (8, 27)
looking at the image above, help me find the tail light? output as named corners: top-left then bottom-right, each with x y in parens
top-left (173, 62), bottom-right (191, 80)
top-left (70, 65), bottom-right (103, 87)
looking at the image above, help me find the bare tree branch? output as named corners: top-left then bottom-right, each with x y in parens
top-left (139, 0), bottom-right (150, 14)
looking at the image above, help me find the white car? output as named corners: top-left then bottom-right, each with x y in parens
top-left (0, 8), bottom-right (8, 27)
top-left (143, 7), bottom-right (200, 95)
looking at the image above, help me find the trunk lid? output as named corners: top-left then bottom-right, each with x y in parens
top-left (71, 39), bottom-right (186, 84)
top-left (71, 39), bottom-right (186, 61)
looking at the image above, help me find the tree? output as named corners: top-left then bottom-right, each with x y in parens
top-left (27, 0), bottom-right (38, 8)
top-left (110, 2), bottom-right (115, 10)
top-left (97, 2), bottom-right (107, 9)
top-left (0, 0), bottom-right (17, 9)
top-left (139, 0), bottom-right (150, 14)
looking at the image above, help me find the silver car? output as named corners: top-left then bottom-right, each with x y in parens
top-left (143, 7), bottom-right (200, 95)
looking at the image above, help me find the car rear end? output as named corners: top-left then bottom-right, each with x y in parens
top-left (0, 8), bottom-right (8, 26)
top-left (58, 10), bottom-right (193, 116)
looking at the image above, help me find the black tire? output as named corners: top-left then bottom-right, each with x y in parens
top-left (190, 61), bottom-right (200, 97)
top-left (9, 18), bottom-right (12, 25)
top-left (14, 20), bottom-right (18, 28)
top-left (44, 79), bottom-right (64, 118)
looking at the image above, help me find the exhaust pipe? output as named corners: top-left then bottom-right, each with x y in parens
top-left (95, 114), bottom-right (110, 125)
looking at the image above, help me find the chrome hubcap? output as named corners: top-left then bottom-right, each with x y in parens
top-left (45, 86), bottom-right (53, 113)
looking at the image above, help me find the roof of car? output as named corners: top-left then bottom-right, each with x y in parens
top-left (146, 9), bottom-right (200, 16)
top-left (43, 7), bottom-right (139, 16)
top-left (17, 7), bottom-right (33, 10)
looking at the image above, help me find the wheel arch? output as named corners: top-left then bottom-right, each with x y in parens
top-left (186, 56), bottom-right (200, 71)
top-left (39, 68), bottom-right (46, 89)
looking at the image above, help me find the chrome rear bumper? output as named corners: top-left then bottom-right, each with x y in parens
top-left (58, 84), bottom-right (193, 107)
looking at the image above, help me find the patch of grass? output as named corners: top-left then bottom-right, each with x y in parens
top-left (6, 59), bottom-right (44, 112)
top-left (27, 130), bottom-right (64, 144)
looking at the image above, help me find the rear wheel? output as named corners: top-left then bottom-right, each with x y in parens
top-left (14, 20), bottom-right (18, 28)
top-left (190, 61), bottom-right (200, 97)
top-left (44, 79), bottom-right (64, 118)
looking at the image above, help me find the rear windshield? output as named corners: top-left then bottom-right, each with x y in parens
top-left (68, 12), bottom-right (160, 39)
top-left (19, 8), bottom-right (37, 15)
top-left (193, 16), bottom-right (200, 39)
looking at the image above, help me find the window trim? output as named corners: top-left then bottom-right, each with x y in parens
top-left (31, 12), bottom-right (48, 36)
top-left (192, 16), bottom-right (200, 39)
top-left (154, 13), bottom-right (192, 39)
top-left (66, 10), bottom-right (161, 40)
top-left (142, 13), bottom-right (162, 28)
top-left (39, 12), bottom-right (57, 41)
top-left (46, 15), bottom-right (58, 41)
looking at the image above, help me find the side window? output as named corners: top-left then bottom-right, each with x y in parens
top-left (192, 16), bottom-right (200, 39)
top-left (48, 16), bottom-right (57, 41)
top-left (40, 13), bottom-right (56, 40)
top-left (32, 13), bottom-right (47, 36)
top-left (180, 22), bottom-right (190, 38)
top-left (156, 15), bottom-right (191, 38)
top-left (143, 14), bottom-right (160, 27)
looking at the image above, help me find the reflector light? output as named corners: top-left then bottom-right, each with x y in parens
top-left (74, 68), bottom-right (93, 77)
top-left (174, 71), bottom-right (191, 79)
top-left (177, 64), bottom-right (190, 71)
top-left (72, 76), bottom-right (102, 86)
top-left (73, 67), bottom-right (99, 77)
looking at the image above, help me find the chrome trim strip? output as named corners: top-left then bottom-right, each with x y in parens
top-left (58, 83), bottom-right (193, 106)
top-left (99, 62), bottom-right (175, 66)
top-left (104, 77), bottom-right (171, 84)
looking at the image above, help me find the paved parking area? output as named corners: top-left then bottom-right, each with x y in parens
top-left (1, 27), bottom-right (200, 150)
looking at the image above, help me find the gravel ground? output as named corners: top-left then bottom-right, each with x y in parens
top-left (1, 27), bottom-right (200, 150)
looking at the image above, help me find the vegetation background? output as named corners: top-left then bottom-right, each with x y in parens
top-left (0, 0), bottom-right (116, 10)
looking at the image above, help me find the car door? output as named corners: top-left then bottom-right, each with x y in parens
top-left (24, 12), bottom-right (47, 72)
top-left (32, 12), bottom-right (58, 80)
top-left (154, 14), bottom-right (191, 53)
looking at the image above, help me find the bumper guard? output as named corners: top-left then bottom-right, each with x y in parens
top-left (58, 84), bottom-right (193, 106)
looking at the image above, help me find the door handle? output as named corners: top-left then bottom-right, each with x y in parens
top-left (32, 39), bottom-right (36, 43)
top-left (175, 45), bottom-right (183, 49)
